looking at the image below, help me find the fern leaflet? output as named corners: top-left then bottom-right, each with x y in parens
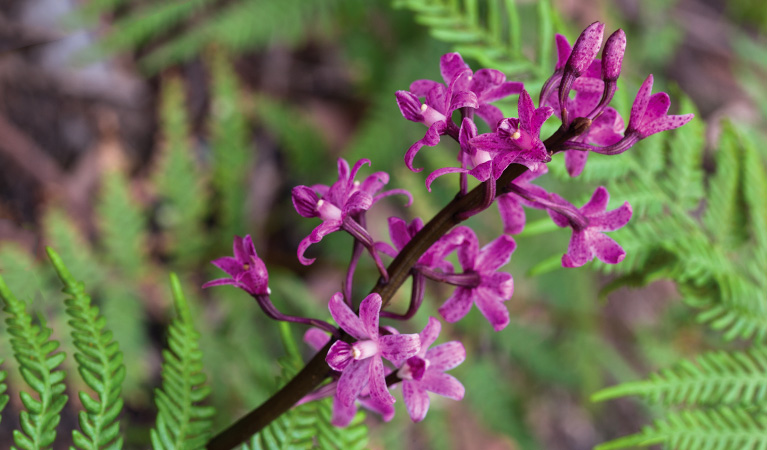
top-left (47, 248), bottom-right (126, 450)
top-left (0, 358), bottom-right (8, 425)
top-left (151, 274), bottom-right (215, 450)
top-left (595, 406), bottom-right (767, 450)
top-left (0, 275), bottom-right (68, 450)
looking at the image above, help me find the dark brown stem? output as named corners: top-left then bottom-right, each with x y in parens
top-left (207, 122), bottom-right (583, 450)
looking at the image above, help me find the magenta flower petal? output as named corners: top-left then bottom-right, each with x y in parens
top-left (440, 53), bottom-right (470, 86)
top-left (297, 220), bottom-right (343, 265)
top-left (628, 75), bottom-right (655, 132)
top-left (337, 358), bottom-right (372, 407)
top-left (200, 278), bottom-right (237, 290)
top-left (438, 287), bottom-right (474, 323)
top-left (425, 341), bottom-right (466, 371)
top-left (292, 185), bottom-right (320, 218)
top-left (328, 292), bottom-right (367, 340)
top-left (410, 79), bottom-right (442, 96)
top-left (359, 293), bottom-right (382, 340)
top-left (209, 256), bottom-right (242, 276)
top-left (379, 334), bottom-right (421, 362)
top-left (497, 194), bottom-right (526, 235)
top-left (402, 382), bottom-right (430, 422)
top-left (425, 167), bottom-right (469, 192)
top-left (554, 33), bottom-right (572, 70)
top-left (405, 121), bottom-right (448, 172)
top-left (419, 371), bottom-right (465, 401)
top-left (304, 328), bottom-right (331, 350)
top-left (367, 357), bottom-right (395, 405)
top-left (591, 202), bottom-right (632, 231)
top-left (581, 186), bottom-right (610, 216)
top-left (591, 233), bottom-right (626, 264)
top-left (327, 341), bottom-right (354, 372)
top-left (331, 395), bottom-right (358, 427)
top-left (418, 317), bottom-right (441, 355)
top-left (475, 235), bottom-right (516, 272)
top-left (564, 149), bottom-right (588, 177)
top-left (474, 287), bottom-right (511, 331)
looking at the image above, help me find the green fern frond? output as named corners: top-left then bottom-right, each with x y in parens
top-left (207, 51), bottom-right (253, 242)
top-left (0, 275), bottom-right (68, 450)
top-left (0, 358), bottom-right (9, 424)
top-left (394, 0), bottom-right (559, 79)
top-left (595, 406), bottom-right (767, 450)
top-left (593, 347), bottom-right (767, 407)
top-left (153, 75), bottom-right (208, 267)
top-left (151, 274), bottom-right (215, 450)
top-left (47, 248), bottom-right (125, 450)
top-left (96, 170), bottom-right (149, 279)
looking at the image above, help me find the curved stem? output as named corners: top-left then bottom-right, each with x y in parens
top-left (207, 122), bottom-right (583, 450)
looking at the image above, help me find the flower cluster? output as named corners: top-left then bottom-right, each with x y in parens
top-left (203, 21), bottom-right (693, 432)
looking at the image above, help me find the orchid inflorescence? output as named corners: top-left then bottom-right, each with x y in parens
top-left (204, 21), bottom-right (693, 435)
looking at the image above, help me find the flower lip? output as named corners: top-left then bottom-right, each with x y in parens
top-left (352, 340), bottom-right (380, 360)
top-left (398, 356), bottom-right (428, 381)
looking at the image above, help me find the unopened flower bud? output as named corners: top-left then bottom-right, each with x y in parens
top-left (565, 21), bottom-right (605, 77)
top-left (602, 29), bottom-right (626, 82)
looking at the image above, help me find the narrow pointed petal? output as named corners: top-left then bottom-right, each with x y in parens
top-left (475, 235), bottom-right (516, 272)
top-left (554, 34), bottom-right (572, 70)
top-left (517, 90), bottom-right (535, 131)
top-left (359, 293), bottom-right (382, 339)
top-left (438, 288), bottom-right (474, 323)
top-left (388, 216), bottom-right (411, 251)
top-left (210, 256), bottom-right (242, 277)
top-left (418, 317), bottom-right (442, 355)
top-left (497, 194), bottom-right (526, 235)
top-left (368, 357), bottom-right (395, 405)
top-left (420, 371), bottom-right (465, 400)
top-left (642, 92), bottom-right (671, 126)
top-left (297, 220), bottom-right (342, 265)
top-left (331, 395), bottom-right (358, 427)
top-left (531, 106), bottom-right (554, 135)
top-left (405, 121), bottom-right (448, 172)
top-left (564, 231), bottom-right (591, 267)
top-left (440, 53), bottom-right (470, 85)
top-left (628, 75), bottom-right (654, 132)
top-left (425, 341), bottom-right (466, 371)
top-left (410, 79), bottom-right (442, 96)
top-left (402, 381), bottom-right (430, 422)
top-left (380, 333), bottom-right (421, 362)
top-left (329, 292), bottom-right (368, 339)
top-left (232, 235), bottom-right (248, 262)
top-left (337, 359), bottom-right (372, 407)
top-left (581, 186), bottom-right (610, 216)
top-left (592, 233), bottom-right (626, 264)
top-left (304, 328), bottom-right (331, 351)
top-left (474, 287), bottom-right (511, 331)
top-left (591, 202), bottom-right (632, 231)
top-left (640, 113), bottom-right (695, 138)
top-left (564, 149), bottom-right (588, 177)
top-left (201, 278), bottom-right (237, 290)
top-left (426, 167), bottom-right (469, 192)
top-left (480, 80), bottom-right (525, 103)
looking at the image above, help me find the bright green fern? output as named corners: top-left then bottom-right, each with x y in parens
top-left (151, 273), bottom-right (215, 450)
top-left (48, 247), bottom-right (126, 450)
top-left (393, 0), bottom-right (560, 80)
top-left (0, 275), bottom-right (69, 450)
